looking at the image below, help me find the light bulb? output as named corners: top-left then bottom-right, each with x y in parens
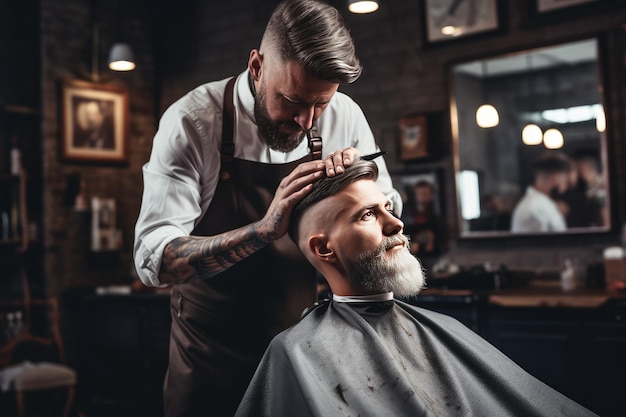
top-left (108, 43), bottom-right (136, 71)
top-left (476, 104), bottom-right (499, 128)
top-left (348, 0), bottom-right (379, 14)
top-left (543, 128), bottom-right (564, 149)
top-left (441, 26), bottom-right (457, 36)
top-left (521, 124), bottom-right (542, 145)
top-left (596, 108), bottom-right (606, 133)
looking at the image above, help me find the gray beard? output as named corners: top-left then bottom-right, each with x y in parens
top-left (254, 83), bottom-right (306, 153)
top-left (343, 235), bottom-right (425, 298)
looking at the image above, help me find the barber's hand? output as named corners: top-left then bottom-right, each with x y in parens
top-left (256, 160), bottom-right (325, 242)
top-left (324, 147), bottom-right (362, 177)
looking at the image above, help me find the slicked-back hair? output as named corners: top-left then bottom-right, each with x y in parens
top-left (262, 0), bottom-right (362, 84)
top-left (533, 151), bottom-right (571, 175)
top-left (289, 159), bottom-right (379, 243)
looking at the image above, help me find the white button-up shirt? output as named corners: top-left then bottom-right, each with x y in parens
top-left (511, 186), bottom-right (567, 233)
top-left (134, 70), bottom-right (401, 287)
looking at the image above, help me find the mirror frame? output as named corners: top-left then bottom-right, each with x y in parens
top-left (448, 35), bottom-right (613, 239)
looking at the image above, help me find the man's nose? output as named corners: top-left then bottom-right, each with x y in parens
top-left (294, 105), bottom-right (315, 131)
top-left (383, 211), bottom-right (404, 236)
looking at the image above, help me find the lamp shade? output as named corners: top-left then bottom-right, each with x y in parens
top-left (348, 0), bottom-right (379, 14)
top-left (476, 104), bottom-right (499, 128)
top-left (108, 43), bottom-right (136, 71)
top-left (521, 124), bottom-right (542, 145)
top-left (543, 128), bottom-right (564, 149)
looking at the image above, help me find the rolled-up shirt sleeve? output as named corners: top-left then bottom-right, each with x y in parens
top-left (134, 86), bottom-right (223, 287)
top-left (134, 166), bottom-right (203, 287)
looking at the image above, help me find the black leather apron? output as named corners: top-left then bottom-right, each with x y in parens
top-left (164, 78), bottom-right (318, 417)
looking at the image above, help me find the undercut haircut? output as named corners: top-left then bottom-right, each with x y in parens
top-left (289, 159), bottom-right (379, 243)
top-left (261, 0), bottom-right (362, 83)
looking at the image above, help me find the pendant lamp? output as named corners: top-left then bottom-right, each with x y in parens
top-left (108, 43), bottom-right (136, 71)
top-left (108, 0), bottom-right (136, 72)
top-left (348, 0), bottom-right (379, 14)
top-left (476, 62), bottom-right (499, 128)
top-left (521, 55), bottom-right (542, 145)
top-left (543, 128), bottom-right (564, 149)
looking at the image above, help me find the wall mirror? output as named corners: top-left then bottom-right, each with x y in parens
top-left (450, 37), bottom-right (610, 238)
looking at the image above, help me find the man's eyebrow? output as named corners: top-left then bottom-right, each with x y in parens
top-left (282, 93), bottom-right (330, 105)
top-left (349, 203), bottom-right (377, 221)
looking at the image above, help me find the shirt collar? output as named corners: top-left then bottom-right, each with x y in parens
top-left (332, 292), bottom-right (394, 303)
top-left (237, 69), bottom-right (256, 122)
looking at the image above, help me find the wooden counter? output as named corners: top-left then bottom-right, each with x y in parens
top-left (418, 283), bottom-right (626, 308)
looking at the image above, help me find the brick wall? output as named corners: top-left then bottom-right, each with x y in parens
top-left (41, 0), bottom-right (156, 296)
top-left (35, 0), bottom-right (626, 302)
top-left (157, 0), bottom-right (626, 274)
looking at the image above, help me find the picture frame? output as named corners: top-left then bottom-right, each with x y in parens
top-left (91, 197), bottom-right (122, 251)
top-left (398, 111), bottom-right (445, 162)
top-left (526, 0), bottom-right (612, 25)
top-left (61, 80), bottom-right (128, 163)
top-left (392, 170), bottom-right (445, 258)
top-left (399, 115), bottom-right (429, 160)
top-left (534, 0), bottom-right (599, 13)
top-left (422, 0), bottom-right (501, 45)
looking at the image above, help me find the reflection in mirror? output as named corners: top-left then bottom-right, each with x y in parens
top-left (450, 38), bottom-right (610, 237)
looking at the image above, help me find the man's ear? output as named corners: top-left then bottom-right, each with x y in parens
top-left (308, 235), bottom-right (335, 263)
top-left (248, 49), bottom-right (263, 81)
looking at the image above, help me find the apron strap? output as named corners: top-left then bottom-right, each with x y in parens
top-left (220, 77), bottom-right (236, 181)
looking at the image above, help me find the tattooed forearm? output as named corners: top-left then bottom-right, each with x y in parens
top-left (159, 223), bottom-right (270, 285)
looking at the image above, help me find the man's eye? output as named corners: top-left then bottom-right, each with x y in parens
top-left (361, 211), bottom-right (375, 220)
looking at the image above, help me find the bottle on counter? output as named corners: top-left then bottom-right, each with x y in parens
top-left (10, 134), bottom-right (21, 176)
top-left (604, 246), bottom-right (626, 291)
top-left (561, 259), bottom-right (576, 291)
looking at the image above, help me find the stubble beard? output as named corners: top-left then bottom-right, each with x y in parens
top-left (254, 82), bottom-right (307, 153)
top-left (343, 235), bottom-right (425, 298)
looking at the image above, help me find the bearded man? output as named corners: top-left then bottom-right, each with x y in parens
top-left (133, 1), bottom-right (400, 416)
top-left (235, 160), bottom-right (597, 417)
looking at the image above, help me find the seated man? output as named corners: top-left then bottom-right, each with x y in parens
top-left (235, 160), bottom-right (596, 417)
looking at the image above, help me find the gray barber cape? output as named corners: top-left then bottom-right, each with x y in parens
top-left (235, 298), bottom-right (597, 417)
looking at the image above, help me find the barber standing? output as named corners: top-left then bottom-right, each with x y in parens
top-left (133, 1), bottom-right (401, 416)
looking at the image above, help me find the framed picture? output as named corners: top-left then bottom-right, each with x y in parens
top-left (91, 197), bottom-right (122, 251)
top-left (526, 0), bottom-right (612, 25)
top-left (422, 0), bottom-right (500, 45)
top-left (534, 0), bottom-right (599, 13)
top-left (61, 80), bottom-right (128, 163)
top-left (399, 115), bottom-right (429, 160)
top-left (392, 170), bottom-right (444, 258)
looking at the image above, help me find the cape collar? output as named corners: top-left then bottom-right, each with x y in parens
top-left (332, 292), bottom-right (394, 303)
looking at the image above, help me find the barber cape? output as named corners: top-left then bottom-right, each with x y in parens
top-left (235, 295), bottom-right (597, 417)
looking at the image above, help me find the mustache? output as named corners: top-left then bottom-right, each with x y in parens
top-left (277, 120), bottom-right (305, 132)
top-left (381, 234), bottom-right (410, 251)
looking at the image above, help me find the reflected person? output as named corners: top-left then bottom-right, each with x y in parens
top-left (511, 152), bottom-right (570, 233)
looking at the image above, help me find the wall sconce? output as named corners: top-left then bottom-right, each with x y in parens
top-left (348, 0), bottom-right (379, 14)
top-left (108, 43), bottom-right (136, 71)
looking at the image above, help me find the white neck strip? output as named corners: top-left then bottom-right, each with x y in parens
top-left (332, 292), bottom-right (394, 303)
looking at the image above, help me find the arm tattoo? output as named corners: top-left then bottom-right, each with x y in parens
top-left (159, 224), bottom-right (269, 285)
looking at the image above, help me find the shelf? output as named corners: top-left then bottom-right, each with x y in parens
top-left (0, 103), bottom-right (41, 116)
